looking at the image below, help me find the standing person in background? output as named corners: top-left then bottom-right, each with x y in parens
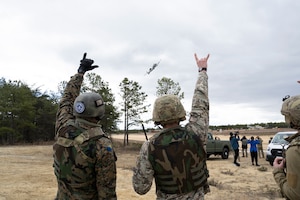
top-left (229, 132), bottom-right (233, 141)
top-left (248, 136), bottom-right (260, 166)
top-left (257, 136), bottom-right (264, 158)
top-left (53, 53), bottom-right (117, 199)
top-left (230, 132), bottom-right (240, 166)
top-left (241, 136), bottom-right (248, 157)
top-left (273, 94), bottom-right (300, 199)
top-left (132, 53), bottom-right (210, 200)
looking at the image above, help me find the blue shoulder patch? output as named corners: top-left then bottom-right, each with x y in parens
top-left (106, 146), bottom-right (112, 152)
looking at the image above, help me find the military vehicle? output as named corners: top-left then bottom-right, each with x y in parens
top-left (206, 132), bottom-right (232, 159)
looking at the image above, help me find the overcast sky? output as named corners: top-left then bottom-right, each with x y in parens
top-left (1, 0), bottom-right (300, 127)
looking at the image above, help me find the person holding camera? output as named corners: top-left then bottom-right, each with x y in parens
top-left (273, 94), bottom-right (300, 199)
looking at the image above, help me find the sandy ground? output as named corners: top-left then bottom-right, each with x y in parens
top-left (0, 132), bottom-right (287, 200)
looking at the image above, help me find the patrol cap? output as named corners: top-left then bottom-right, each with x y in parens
top-left (281, 95), bottom-right (300, 128)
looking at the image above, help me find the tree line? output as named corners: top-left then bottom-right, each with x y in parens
top-left (209, 122), bottom-right (289, 131)
top-left (0, 78), bottom-right (57, 144)
top-left (0, 74), bottom-right (182, 145)
top-left (0, 74), bottom-right (286, 145)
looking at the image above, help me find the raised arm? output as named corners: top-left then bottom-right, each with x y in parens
top-left (186, 53), bottom-right (210, 148)
top-left (54, 53), bottom-right (98, 138)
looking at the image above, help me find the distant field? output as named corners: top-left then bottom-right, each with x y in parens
top-left (0, 128), bottom-right (291, 200)
top-left (111, 127), bottom-right (295, 142)
top-left (211, 127), bottom-right (294, 136)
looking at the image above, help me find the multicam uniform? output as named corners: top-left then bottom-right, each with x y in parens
top-left (241, 136), bottom-right (248, 157)
top-left (132, 70), bottom-right (210, 199)
top-left (53, 73), bottom-right (117, 200)
top-left (273, 132), bottom-right (300, 200)
top-left (257, 137), bottom-right (264, 158)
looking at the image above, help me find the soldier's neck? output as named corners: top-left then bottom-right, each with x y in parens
top-left (163, 122), bottom-right (180, 129)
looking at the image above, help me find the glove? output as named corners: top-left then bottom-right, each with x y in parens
top-left (77, 53), bottom-right (99, 74)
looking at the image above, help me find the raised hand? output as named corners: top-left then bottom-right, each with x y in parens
top-left (194, 53), bottom-right (210, 70)
top-left (78, 52), bottom-right (99, 74)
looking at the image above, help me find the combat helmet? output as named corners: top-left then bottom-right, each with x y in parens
top-left (152, 95), bottom-right (186, 125)
top-left (73, 93), bottom-right (105, 119)
top-left (281, 95), bottom-right (300, 129)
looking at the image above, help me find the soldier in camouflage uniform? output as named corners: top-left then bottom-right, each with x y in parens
top-left (256, 136), bottom-right (264, 158)
top-left (273, 94), bottom-right (300, 199)
top-left (53, 53), bottom-right (117, 200)
top-left (132, 53), bottom-right (210, 199)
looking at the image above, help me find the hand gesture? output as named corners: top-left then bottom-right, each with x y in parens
top-left (78, 53), bottom-right (99, 74)
top-left (194, 53), bottom-right (210, 70)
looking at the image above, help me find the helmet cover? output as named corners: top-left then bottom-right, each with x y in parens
top-left (281, 95), bottom-right (300, 128)
top-left (152, 95), bottom-right (186, 125)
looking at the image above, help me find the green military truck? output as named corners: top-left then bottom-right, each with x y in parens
top-left (206, 132), bottom-right (231, 159)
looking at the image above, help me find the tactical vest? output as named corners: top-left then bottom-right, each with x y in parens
top-left (148, 126), bottom-right (209, 194)
top-left (53, 122), bottom-right (108, 198)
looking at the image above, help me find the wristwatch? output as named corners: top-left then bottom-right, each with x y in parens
top-left (199, 68), bottom-right (207, 72)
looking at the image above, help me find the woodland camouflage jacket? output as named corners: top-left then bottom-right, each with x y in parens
top-left (53, 73), bottom-right (117, 200)
top-left (132, 70), bottom-right (209, 199)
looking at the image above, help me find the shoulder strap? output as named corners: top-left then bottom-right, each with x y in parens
top-left (56, 127), bottom-right (106, 147)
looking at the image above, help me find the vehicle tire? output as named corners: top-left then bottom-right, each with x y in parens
top-left (221, 147), bottom-right (229, 159)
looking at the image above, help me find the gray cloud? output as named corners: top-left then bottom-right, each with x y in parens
top-left (1, 0), bottom-right (300, 126)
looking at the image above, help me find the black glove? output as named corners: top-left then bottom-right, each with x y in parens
top-left (78, 53), bottom-right (99, 74)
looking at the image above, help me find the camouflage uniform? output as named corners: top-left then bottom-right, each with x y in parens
top-left (257, 137), bottom-right (264, 158)
top-left (132, 70), bottom-right (209, 199)
top-left (53, 73), bottom-right (117, 200)
top-left (273, 132), bottom-right (300, 200)
top-left (241, 136), bottom-right (248, 157)
top-left (273, 94), bottom-right (300, 199)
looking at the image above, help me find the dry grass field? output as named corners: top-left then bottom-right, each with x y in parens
top-left (0, 128), bottom-right (293, 200)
